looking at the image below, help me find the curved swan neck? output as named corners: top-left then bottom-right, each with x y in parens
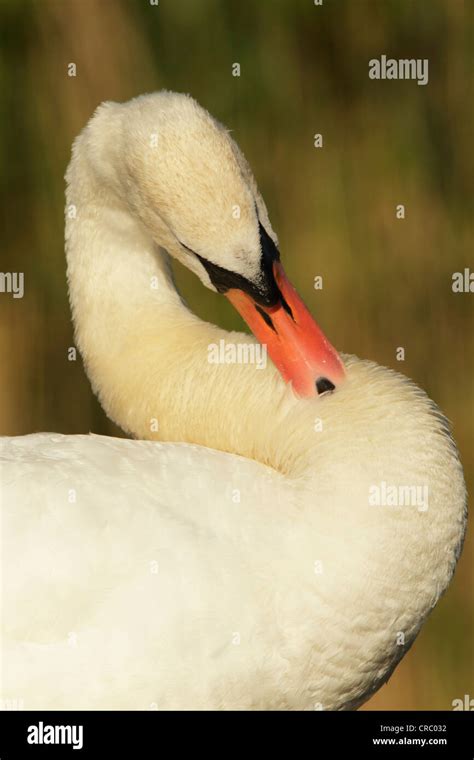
top-left (66, 179), bottom-right (182, 338)
top-left (65, 146), bottom-right (304, 475)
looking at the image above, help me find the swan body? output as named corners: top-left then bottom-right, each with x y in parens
top-left (1, 92), bottom-right (466, 710)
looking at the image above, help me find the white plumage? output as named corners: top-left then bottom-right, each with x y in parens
top-left (1, 92), bottom-right (466, 710)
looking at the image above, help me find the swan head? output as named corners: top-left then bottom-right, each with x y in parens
top-left (86, 91), bottom-right (345, 397)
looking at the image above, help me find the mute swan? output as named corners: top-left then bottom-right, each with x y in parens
top-left (1, 92), bottom-right (466, 711)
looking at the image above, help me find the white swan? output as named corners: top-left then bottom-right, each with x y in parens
top-left (1, 92), bottom-right (466, 711)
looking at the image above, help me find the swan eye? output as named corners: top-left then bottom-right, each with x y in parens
top-left (316, 377), bottom-right (335, 395)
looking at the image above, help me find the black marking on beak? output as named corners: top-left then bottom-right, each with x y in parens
top-left (258, 221), bottom-right (280, 304)
top-left (316, 377), bottom-right (335, 395)
top-left (179, 222), bottom-right (282, 308)
top-left (280, 293), bottom-right (294, 321)
top-left (255, 305), bottom-right (276, 332)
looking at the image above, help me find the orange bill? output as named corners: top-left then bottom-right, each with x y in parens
top-left (226, 261), bottom-right (345, 398)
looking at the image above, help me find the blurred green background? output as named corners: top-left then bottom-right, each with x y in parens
top-left (0, 0), bottom-right (472, 709)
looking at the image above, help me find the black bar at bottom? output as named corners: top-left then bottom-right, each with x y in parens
top-left (0, 709), bottom-right (472, 758)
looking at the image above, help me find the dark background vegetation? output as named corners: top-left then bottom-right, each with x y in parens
top-left (0, 0), bottom-right (472, 708)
